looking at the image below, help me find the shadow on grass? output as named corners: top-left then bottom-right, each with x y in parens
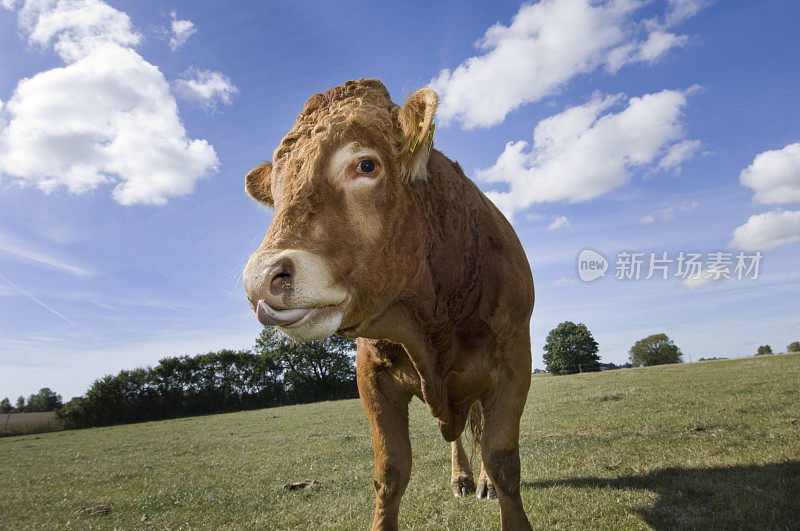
top-left (523, 461), bottom-right (800, 529)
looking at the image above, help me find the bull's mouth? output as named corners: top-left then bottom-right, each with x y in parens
top-left (256, 298), bottom-right (347, 329)
top-left (256, 300), bottom-right (312, 328)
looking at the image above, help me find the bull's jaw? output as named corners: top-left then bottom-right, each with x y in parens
top-left (335, 302), bottom-right (414, 344)
top-left (334, 300), bottom-right (399, 340)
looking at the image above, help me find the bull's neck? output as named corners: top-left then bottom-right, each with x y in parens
top-left (408, 150), bottom-right (486, 308)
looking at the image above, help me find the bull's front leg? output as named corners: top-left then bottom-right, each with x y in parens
top-left (479, 347), bottom-right (533, 530)
top-left (357, 340), bottom-right (413, 531)
top-left (450, 437), bottom-right (476, 497)
top-left (476, 459), bottom-right (497, 499)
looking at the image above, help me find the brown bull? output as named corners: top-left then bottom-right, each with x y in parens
top-left (243, 79), bottom-right (534, 530)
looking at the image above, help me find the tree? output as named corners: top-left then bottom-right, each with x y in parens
top-left (58, 349), bottom-right (286, 429)
top-left (756, 345), bottom-right (773, 356)
top-left (787, 342), bottom-right (800, 353)
top-left (15, 396), bottom-right (25, 412)
top-left (254, 327), bottom-right (357, 401)
top-left (25, 388), bottom-right (63, 412)
top-left (629, 333), bottom-right (683, 367)
top-left (0, 398), bottom-right (12, 414)
top-left (542, 321), bottom-right (600, 375)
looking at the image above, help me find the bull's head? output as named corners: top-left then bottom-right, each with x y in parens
top-left (243, 79), bottom-right (438, 342)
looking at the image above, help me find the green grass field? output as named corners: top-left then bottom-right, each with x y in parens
top-left (2, 354), bottom-right (798, 529)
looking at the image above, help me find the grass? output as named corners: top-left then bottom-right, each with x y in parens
top-left (1, 354), bottom-right (798, 529)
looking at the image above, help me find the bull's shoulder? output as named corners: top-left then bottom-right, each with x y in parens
top-left (418, 150), bottom-right (533, 320)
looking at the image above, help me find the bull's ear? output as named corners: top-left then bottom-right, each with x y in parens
top-left (399, 88), bottom-right (438, 182)
top-left (245, 162), bottom-right (273, 206)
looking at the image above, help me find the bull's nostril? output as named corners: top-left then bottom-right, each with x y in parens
top-left (270, 272), bottom-right (291, 292)
top-left (268, 258), bottom-right (293, 296)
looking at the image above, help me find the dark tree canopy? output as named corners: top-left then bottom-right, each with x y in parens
top-left (1, 391), bottom-right (62, 414)
top-left (24, 388), bottom-right (63, 412)
top-left (254, 327), bottom-right (356, 402)
top-left (57, 329), bottom-right (358, 429)
top-left (756, 345), bottom-right (773, 356)
top-left (543, 321), bottom-right (601, 375)
top-left (629, 333), bottom-right (683, 367)
top-left (58, 349), bottom-right (286, 428)
top-left (786, 342), bottom-right (799, 353)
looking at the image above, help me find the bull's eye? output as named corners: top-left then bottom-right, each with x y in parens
top-left (359, 159), bottom-right (376, 173)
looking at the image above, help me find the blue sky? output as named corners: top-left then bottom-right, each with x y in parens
top-left (1, 0), bottom-right (799, 400)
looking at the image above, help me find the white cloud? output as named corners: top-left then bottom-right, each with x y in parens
top-left (429, 0), bottom-right (696, 129)
top-left (641, 200), bottom-right (698, 225)
top-left (731, 210), bottom-right (800, 251)
top-left (666, 0), bottom-right (711, 27)
top-left (637, 31), bottom-right (688, 63)
top-left (547, 216), bottom-right (570, 230)
top-left (682, 270), bottom-right (723, 290)
top-left (0, 231), bottom-right (92, 276)
top-left (732, 142), bottom-right (800, 251)
top-left (524, 212), bottom-right (545, 222)
top-left (662, 200), bottom-right (698, 221)
top-left (477, 89), bottom-right (695, 220)
top-left (11, 0), bottom-right (141, 62)
top-left (739, 142), bottom-right (800, 204)
top-left (604, 41), bottom-right (638, 74)
top-left (553, 276), bottom-right (576, 286)
top-left (0, 0), bottom-right (220, 205)
top-left (169, 11), bottom-right (196, 51)
top-left (173, 69), bottom-right (239, 109)
top-left (658, 139), bottom-right (701, 172)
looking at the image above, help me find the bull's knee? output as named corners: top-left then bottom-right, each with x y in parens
top-left (374, 465), bottom-right (410, 502)
top-left (486, 448), bottom-right (521, 498)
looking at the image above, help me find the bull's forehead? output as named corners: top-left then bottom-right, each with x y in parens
top-left (274, 79), bottom-right (398, 160)
top-left (272, 112), bottom-right (400, 194)
top-left (266, 80), bottom-right (402, 211)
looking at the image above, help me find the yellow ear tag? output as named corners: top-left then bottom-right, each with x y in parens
top-left (409, 121), bottom-right (424, 154)
top-left (410, 121), bottom-right (435, 154)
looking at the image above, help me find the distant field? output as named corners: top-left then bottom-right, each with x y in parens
top-left (1, 354), bottom-right (798, 529)
top-left (1, 411), bottom-right (55, 427)
top-left (0, 412), bottom-right (60, 438)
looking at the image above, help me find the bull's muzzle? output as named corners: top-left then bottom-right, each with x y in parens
top-left (245, 257), bottom-right (304, 324)
top-left (243, 249), bottom-right (348, 341)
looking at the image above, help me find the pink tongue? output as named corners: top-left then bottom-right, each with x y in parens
top-left (257, 300), bottom-right (311, 326)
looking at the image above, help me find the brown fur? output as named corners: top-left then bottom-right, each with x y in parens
top-left (245, 79), bottom-right (534, 530)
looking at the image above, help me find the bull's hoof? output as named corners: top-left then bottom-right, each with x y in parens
top-left (476, 477), bottom-right (497, 500)
top-left (451, 476), bottom-right (476, 498)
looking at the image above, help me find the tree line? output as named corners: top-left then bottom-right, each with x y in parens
top-left (1, 388), bottom-right (63, 414)
top-left (541, 321), bottom-right (683, 375)
top-left (23, 328), bottom-right (357, 429)
top-left (5, 325), bottom-right (797, 425)
top-left (756, 342), bottom-right (800, 356)
top-left (541, 321), bottom-right (799, 375)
